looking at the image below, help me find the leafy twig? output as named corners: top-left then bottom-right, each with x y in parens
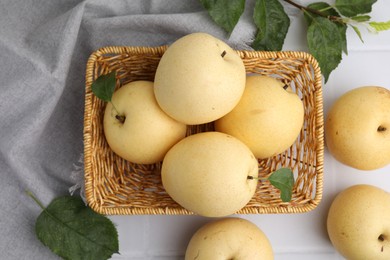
top-left (200, 0), bottom-right (390, 82)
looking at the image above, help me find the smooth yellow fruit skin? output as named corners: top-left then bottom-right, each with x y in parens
top-left (161, 132), bottom-right (258, 217)
top-left (327, 184), bottom-right (390, 260)
top-left (103, 81), bottom-right (187, 164)
top-left (325, 86), bottom-right (390, 170)
top-left (154, 32), bottom-right (246, 125)
top-left (185, 218), bottom-right (274, 260)
top-left (215, 75), bottom-right (304, 159)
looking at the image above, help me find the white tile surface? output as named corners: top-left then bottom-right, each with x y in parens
top-left (109, 1), bottom-right (390, 259)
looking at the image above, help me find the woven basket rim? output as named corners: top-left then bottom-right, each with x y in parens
top-left (84, 46), bottom-right (324, 215)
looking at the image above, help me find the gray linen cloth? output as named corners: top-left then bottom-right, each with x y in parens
top-left (0, 0), bottom-right (299, 259)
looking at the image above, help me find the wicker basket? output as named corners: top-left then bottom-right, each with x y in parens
top-left (84, 46), bottom-right (324, 215)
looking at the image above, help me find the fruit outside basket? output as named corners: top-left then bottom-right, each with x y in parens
top-left (84, 45), bottom-right (324, 215)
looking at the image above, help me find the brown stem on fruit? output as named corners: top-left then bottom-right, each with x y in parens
top-left (378, 126), bottom-right (387, 132)
top-left (111, 101), bottom-right (125, 124)
top-left (247, 175), bottom-right (267, 181)
top-left (115, 114), bottom-right (126, 124)
top-left (378, 234), bottom-right (385, 242)
top-left (221, 50), bottom-right (227, 58)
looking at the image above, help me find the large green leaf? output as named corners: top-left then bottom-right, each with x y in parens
top-left (200, 0), bottom-right (245, 34)
top-left (335, 0), bottom-right (377, 17)
top-left (252, 0), bottom-right (290, 51)
top-left (34, 195), bottom-right (119, 260)
top-left (304, 2), bottom-right (348, 54)
top-left (307, 17), bottom-right (343, 82)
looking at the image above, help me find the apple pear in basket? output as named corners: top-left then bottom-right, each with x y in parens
top-left (215, 75), bottom-right (304, 159)
top-left (154, 32), bottom-right (246, 125)
top-left (161, 132), bottom-right (259, 217)
top-left (102, 80), bottom-right (187, 164)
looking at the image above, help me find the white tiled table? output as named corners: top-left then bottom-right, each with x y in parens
top-left (110, 2), bottom-right (390, 259)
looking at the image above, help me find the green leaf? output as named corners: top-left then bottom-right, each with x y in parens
top-left (252, 0), bottom-right (290, 51)
top-left (369, 20), bottom-right (390, 31)
top-left (307, 17), bottom-right (343, 82)
top-left (91, 71), bottom-right (117, 102)
top-left (200, 0), bottom-right (245, 34)
top-left (351, 25), bottom-right (364, 42)
top-left (335, 0), bottom-right (377, 17)
top-left (30, 193), bottom-right (119, 260)
top-left (351, 15), bottom-right (371, 22)
top-left (304, 2), bottom-right (348, 55)
top-left (268, 168), bottom-right (295, 202)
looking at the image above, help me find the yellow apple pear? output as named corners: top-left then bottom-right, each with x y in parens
top-left (161, 132), bottom-right (259, 217)
top-left (103, 81), bottom-right (187, 164)
top-left (185, 218), bottom-right (274, 260)
top-left (325, 86), bottom-right (390, 170)
top-left (154, 32), bottom-right (246, 125)
top-left (327, 184), bottom-right (390, 260)
top-left (215, 75), bottom-right (304, 159)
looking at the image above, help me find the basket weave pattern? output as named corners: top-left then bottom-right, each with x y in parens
top-left (84, 46), bottom-right (324, 215)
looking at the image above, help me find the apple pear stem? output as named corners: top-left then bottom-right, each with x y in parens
top-left (247, 176), bottom-right (266, 181)
top-left (115, 114), bottom-right (125, 124)
top-left (111, 102), bottom-right (126, 124)
top-left (378, 125), bottom-right (386, 132)
top-left (221, 50), bottom-right (226, 58)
